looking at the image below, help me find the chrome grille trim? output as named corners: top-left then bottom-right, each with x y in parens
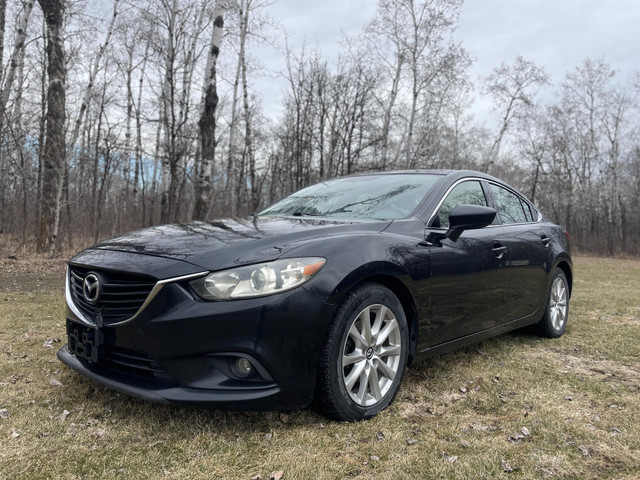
top-left (65, 266), bottom-right (208, 327)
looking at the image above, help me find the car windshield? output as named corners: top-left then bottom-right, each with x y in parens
top-left (258, 174), bottom-right (439, 220)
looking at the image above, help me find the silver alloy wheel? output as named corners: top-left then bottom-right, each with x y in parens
top-left (341, 304), bottom-right (402, 407)
top-left (549, 277), bottom-right (568, 330)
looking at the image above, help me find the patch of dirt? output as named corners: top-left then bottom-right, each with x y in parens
top-left (599, 314), bottom-right (640, 326)
top-left (533, 349), bottom-right (640, 392)
top-left (0, 257), bottom-right (66, 293)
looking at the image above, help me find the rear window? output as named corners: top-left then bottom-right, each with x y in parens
top-left (489, 184), bottom-right (528, 224)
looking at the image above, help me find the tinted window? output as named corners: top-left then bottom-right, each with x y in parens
top-left (489, 184), bottom-right (527, 224)
top-left (434, 180), bottom-right (487, 229)
top-left (259, 174), bottom-right (439, 220)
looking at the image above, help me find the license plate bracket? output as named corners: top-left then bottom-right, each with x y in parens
top-left (66, 318), bottom-right (103, 363)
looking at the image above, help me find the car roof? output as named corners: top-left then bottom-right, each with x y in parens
top-left (350, 169), bottom-right (505, 184)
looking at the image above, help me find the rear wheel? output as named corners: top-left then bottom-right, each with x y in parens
top-left (538, 269), bottom-right (569, 338)
top-left (315, 283), bottom-right (409, 421)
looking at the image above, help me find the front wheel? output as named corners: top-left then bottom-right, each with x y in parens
top-left (315, 283), bottom-right (409, 421)
top-left (538, 269), bottom-right (570, 338)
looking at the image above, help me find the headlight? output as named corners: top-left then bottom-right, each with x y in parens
top-left (190, 257), bottom-right (326, 300)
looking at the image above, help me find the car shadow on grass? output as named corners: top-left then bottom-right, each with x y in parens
top-left (56, 325), bottom-right (553, 435)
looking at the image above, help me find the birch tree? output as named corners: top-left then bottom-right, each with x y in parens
top-left (194, 0), bottom-right (224, 220)
top-left (0, 0), bottom-right (34, 134)
top-left (481, 56), bottom-right (549, 171)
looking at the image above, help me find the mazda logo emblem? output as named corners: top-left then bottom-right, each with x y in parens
top-left (83, 273), bottom-right (101, 304)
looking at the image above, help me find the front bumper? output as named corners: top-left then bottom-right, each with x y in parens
top-left (59, 274), bottom-right (336, 411)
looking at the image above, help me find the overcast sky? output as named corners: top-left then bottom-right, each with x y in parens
top-left (255, 0), bottom-right (640, 122)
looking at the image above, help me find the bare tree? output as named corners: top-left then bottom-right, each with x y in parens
top-left (0, 0), bottom-right (34, 133)
top-left (36, 0), bottom-right (65, 255)
top-left (194, 0), bottom-right (224, 220)
top-left (481, 56), bottom-right (549, 170)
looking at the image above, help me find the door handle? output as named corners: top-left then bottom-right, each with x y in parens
top-left (541, 236), bottom-right (551, 246)
top-left (492, 245), bottom-right (507, 258)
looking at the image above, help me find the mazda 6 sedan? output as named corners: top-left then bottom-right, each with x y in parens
top-left (58, 170), bottom-right (572, 420)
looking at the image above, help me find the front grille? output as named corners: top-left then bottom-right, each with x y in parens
top-left (99, 346), bottom-right (174, 383)
top-left (69, 266), bottom-right (156, 325)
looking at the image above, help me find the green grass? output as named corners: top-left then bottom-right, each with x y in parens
top-left (1, 256), bottom-right (639, 479)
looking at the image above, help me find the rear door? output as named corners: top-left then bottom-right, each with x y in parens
top-left (427, 180), bottom-right (510, 346)
top-left (485, 182), bottom-right (550, 321)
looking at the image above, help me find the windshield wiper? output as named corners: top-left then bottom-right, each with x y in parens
top-left (292, 211), bottom-right (323, 217)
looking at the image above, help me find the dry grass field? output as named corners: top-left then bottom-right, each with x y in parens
top-left (1, 255), bottom-right (639, 479)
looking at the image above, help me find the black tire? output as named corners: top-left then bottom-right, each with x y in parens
top-left (314, 283), bottom-right (409, 421)
top-left (538, 269), bottom-right (570, 338)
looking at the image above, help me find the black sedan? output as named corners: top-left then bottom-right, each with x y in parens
top-left (58, 170), bottom-right (572, 421)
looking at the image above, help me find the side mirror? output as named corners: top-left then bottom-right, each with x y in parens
top-left (445, 205), bottom-right (496, 242)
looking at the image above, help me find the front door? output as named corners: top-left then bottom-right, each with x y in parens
top-left (425, 179), bottom-right (510, 347)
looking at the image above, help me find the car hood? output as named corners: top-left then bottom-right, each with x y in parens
top-left (86, 216), bottom-right (392, 271)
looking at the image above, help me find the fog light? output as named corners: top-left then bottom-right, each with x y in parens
top-left (234, 357), bottom-right (253, 378)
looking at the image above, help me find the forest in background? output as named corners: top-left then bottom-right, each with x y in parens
top-left (0, 0), bottom-right (638, 257)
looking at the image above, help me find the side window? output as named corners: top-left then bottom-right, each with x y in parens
top-left (521, 200), bottom-right (533, 222)
top-left (434, 181), bottom-right (488, 229)
top-left (530, 205), bottom-right (539, 221)
top-left (489, 184), bottom-right (527, 224)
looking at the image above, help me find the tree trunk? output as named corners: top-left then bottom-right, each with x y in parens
top-left (224, 10), bottom-right (243, 215)
top-left (36, 0), bottom-right (66, 256)
top-left (194, 1), bottom-right (224, 220)
top-left (381, 52), bottom-right (403, 169)
top-left (0, 0), bottom-right (6, 84)
top-left (35, 17), bottom-right (47, 237)
top-left (0, 0), bottom-right (34, 134)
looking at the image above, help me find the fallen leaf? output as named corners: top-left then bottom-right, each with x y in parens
top-left (521, 427), bottom-right (530, 437)
top-left (375, 431), bottom-right (385, 441)
top-left (459, 387), bottom-right (467, 394)
top-left (609, 426), bottom-right (622, 436)
top-left (406, 438), bottom-right (417, 446)
top-left (265, 433), bottom-right (273, 441)
top-left (279, 413), bottom-right (289, 424)
top-left (270, 470), bottom-right (284, 480)
top-left (459, 439), bottom-right (471, 448)
top-left (49, 379), bottom-right (63, 387)
top-left (55, 410), bottom-right (71, 421)
top-left (370, 455), bottom-right (380, 462)
top-left (92, 428), bottom-right (106, 438)
top-left (0, 408), bottom-right (9, 419)
top-left (508, 433), bottom-right (525, 444)
top-left (66, 424), bottom-right (79, 436)
top-left (578, 445), bottom-right (590, 456)
top-left (10, 430), bottom-right (20, 438)
top-left (250, 476), bottom-right (262, 480)
top-left (501, 460), bottom-right (513, 472)
top-left (442, 452), bottom-right (458, 464)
